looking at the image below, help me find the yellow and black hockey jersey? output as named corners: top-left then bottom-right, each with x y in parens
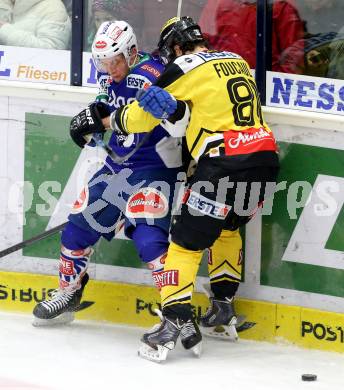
top-left (115, 50), bottom-right (279, 168)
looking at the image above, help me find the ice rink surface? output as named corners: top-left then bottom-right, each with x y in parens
top-left (1, 311), bottom-right (344, 390)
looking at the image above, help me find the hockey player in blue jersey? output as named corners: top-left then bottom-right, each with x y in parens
top-left (32, 20), bottom-right (185, 327)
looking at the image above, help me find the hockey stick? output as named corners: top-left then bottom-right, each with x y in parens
top-left (0, 124), bottom-right (151, 259)
top-left (0, 222), bottom-right (67, 259)
top-left (0, 88), bottom-right (154, 258)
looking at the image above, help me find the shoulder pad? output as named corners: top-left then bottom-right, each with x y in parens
top-left (135, 53), bottom-right (164, 81)
top-left (173, 53), bottom-right (205, 74)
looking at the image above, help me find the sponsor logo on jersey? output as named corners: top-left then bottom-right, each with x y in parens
top-left (141, 64), bottom-right (161, 78)
top-left (152, 270), bottom-right (179, 289)
top-left (122, 133), bottom-right (135, 148)
top-left (184, 190), bottom-right (230, 220)
top-left (98, 74), bottom-right (111, 92)
top-left (224, 127), bottom-right (277, 156)
top-left (126, 75), bottom-right (152, 89)
top-left (71, 187), bottom-right (89, 214)
top-left (197, 51), bottom-right (242, 61)
top-left (59, 257), bottom-right (75, 276)
top-left (108, 91), bottom-right (135, 108)
top-left (95, 40), bottom-right (107, 49)
top-left (126, 187), bottom-right (168, 218)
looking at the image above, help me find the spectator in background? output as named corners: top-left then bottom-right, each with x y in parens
top-left (85, 0), bottom-right (205, 52)
top-left (280, 0), bottom-right (344, 78)
top-left (294, 0), bottom-right (344, 78)
top-left (139, 0), bottom-right (205, 52)
top-left (85, 0), bottom-right (140, 51)
top-left (199, 0), bottom-right (305, 74)
top-left (0, 0), bottom-right (71, 50)
top-left (62, 0), bottom-right (72, 17)
top-left (296, 0), bottom-right (342, 36)
top-left (327, 28), bottom-right (344, 79)
top-left (0, 0), bottom-right (12, 23)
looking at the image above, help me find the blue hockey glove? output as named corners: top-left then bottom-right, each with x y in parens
top-left (137, 86), bottom-right (177, 119)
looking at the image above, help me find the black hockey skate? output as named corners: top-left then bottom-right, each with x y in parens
top-left (200, 284), bottom-right (238, 341)
top-left (32, 273), bottom-right (89, 326)
top-left (180, 318), bottom-right (202, 357)
top-left (138, 310), bottom-right (202, 362)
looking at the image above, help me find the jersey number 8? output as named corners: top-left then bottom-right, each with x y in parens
top-left (227, 76), bottom-right (264, 127)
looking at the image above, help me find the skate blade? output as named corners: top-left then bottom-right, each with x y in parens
top-left (200, 324), bottom-right (238, 341)
top-left (200, 317), bottom-right (238, 341)
top-left (32, 312), bottom-right (75, 327)
top-left (189, 341), bottom-right (202, 358)
top-left (138, 341), bottom-right (174, 363)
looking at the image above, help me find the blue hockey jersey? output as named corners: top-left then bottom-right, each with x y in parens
top-left (96, 52), bottom-right (182, 173)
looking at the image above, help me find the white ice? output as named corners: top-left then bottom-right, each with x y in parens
top-left (0, 311), bottom-right (343, 390)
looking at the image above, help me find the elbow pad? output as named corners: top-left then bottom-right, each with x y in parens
top-left (161, 101), bottom-right (190, 137)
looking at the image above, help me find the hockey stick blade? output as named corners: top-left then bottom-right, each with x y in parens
top-left (0, 222), bottom-right (67, 259)
top-left (75, 300), bottom-right (95, 311)
top-left (235, 315), bottom-right (257, 332)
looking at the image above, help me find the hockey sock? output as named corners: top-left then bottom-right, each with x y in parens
top-left (208, 229), bottom-right (242, 300)
top-left (160, 242), bottom-right (203, 319)
top-left (59, 246), bottom-right (92, 289)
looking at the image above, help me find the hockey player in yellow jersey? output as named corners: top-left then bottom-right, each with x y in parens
top-left (106, 16), bottom-right (279, 362)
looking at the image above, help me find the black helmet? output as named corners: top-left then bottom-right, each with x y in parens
top-left (158, 16), bottom-right (204, 64)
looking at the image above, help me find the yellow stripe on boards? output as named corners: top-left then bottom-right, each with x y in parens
top-left (1, 271), bottom-right (343, 353)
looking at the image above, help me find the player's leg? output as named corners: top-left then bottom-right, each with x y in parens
top-left (131, 223), bottom-right (203, 356)
top-left (200, 228), bottom-right (242, 340)
top-left (131, 224), bottom-right (168, 288)
top-left (124, 168), bottom-right (203, 359)
top-left (139, 192), bottom-right (223, 361)
top-left (139, 161), bottom-right (278, 361)
top-left (199, 164), bottom-right (279, 339)
top-left (33, 166), bottom-right (122, 325)
top-left (32, 222), bottom-right (100, 325)
top-left (125, 168), bottom-right (183, 290)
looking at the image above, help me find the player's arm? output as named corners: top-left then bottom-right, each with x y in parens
top-left (126, 58), bottom-right (192, 134)
top-left (70, 102), bottom-right (109, 148)
top-left (106, 100), bottom-right (160, 134)
top-left (106, 92), bottom-right (189, 138)
top-left (106, 59), bottom-right (191, 135)
top-left (159, 99), bottom-right (190, 137)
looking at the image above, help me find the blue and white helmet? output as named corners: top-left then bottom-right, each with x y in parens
top-left (92, 20), bottom-right (138, 71)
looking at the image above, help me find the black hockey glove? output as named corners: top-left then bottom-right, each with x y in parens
top-left (69, 102), bottom-right (110, 148)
